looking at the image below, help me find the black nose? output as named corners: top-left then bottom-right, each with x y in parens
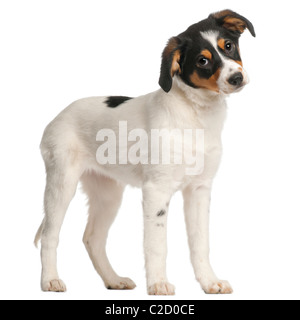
top-left (228, 72), bottom-right (243, 86)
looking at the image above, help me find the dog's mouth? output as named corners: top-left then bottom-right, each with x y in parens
top-left (218, 74), bottom-right (249, 95)
top-left (235, 83), bottom-right (246, 92)
top-left (219, 84), bottom-right (246, 95)
top-left (232, 82), bottom-right (246, 92)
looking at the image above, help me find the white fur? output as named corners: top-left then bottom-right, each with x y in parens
top-left (35, 70), bottom-right (238, 294)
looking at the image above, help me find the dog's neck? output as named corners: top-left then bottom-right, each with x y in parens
top-left (172, 76), bottom-right (227, 111)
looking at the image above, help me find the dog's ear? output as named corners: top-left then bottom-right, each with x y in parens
top-left (211, 9), bottom-right (256, 37)
top-left (159, 37), bottom-right (186, 93)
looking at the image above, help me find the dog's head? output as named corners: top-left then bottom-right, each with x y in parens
top-left (159, 9), bottom-right (255, 95)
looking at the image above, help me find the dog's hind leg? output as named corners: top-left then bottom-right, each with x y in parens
top-left (39, 146), bottom-right (83, 292)
top-left (81, 171), bottom-right (136, 290)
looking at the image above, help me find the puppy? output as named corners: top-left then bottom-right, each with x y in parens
top-left (35, 9), bottom-right (255, 295)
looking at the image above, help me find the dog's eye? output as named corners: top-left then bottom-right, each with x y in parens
top-left (225, 41), bottom-right (234, 53)
top-left (197, 57), bottom-right (209, 67)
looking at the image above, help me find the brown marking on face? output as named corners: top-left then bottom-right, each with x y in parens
top-left (201, 49), bottom-right (212, 60)
top-left (171, 50), bottom-right (181, 76)
top-left (190, 68), bottom-right (221, 92)
top-left (218, 38), bottom-right (243, 67)
top-left (217, 38), bottom-right (225, 50)
top-left (223, 17), bottom-right (247, 34)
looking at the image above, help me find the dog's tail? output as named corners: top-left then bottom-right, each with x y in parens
top-left (34, 218), bottom-right (44, 248)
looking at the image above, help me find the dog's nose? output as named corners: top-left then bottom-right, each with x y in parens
top-left (228, 72), bottom-right (243, 86)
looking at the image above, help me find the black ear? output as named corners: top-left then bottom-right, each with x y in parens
top-left (211, 9), bottom-right (256, 37)
top-left (159, 37), bottom-right (185, 93)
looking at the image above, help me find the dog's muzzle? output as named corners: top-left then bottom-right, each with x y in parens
top-left (228, 72), bottom-right (244, 87)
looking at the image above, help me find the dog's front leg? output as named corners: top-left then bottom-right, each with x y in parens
top-left (143, 182), bottom-right (175, 295)
top-left (183, 183), bottom-right (233, 294)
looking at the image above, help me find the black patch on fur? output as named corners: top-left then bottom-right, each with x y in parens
top-left (157, 210), bottom-right (166, 217)
top-left (105, 96), bottom-right (133, 108)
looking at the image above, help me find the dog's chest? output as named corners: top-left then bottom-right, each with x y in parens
top-left (163, 101), bottom-right (227, 188)
top-left (171, 100), bottom-right (226, 152)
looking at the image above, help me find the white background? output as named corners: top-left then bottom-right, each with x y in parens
top-left (1, 0), bottom-right (300, 300)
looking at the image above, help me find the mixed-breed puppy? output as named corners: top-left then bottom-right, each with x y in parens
top-left (35, 9), bottom-right (255, 295)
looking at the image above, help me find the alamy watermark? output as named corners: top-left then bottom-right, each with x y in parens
top-left (96, 121), bottom-right (205, 176)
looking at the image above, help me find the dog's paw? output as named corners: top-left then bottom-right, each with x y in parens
top-left (202, 280), bottom-right (233, 294)
top-left (148, 282), bottom-right (175, 295)
top-left (42, 279), bottom-right (67, 292)
top-left (106, 277), bottom-right (136, 290)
